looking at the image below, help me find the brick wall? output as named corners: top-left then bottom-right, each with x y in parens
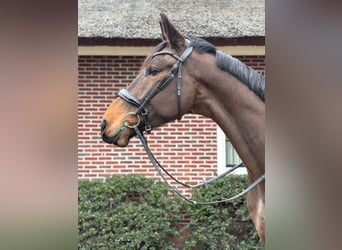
top-left (78, 54), bottom-right (265, 195)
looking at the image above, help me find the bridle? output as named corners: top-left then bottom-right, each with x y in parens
top-left (118, 43), bottom-right (194, 133)
top-left (116, 42), bottom-right (265, 205)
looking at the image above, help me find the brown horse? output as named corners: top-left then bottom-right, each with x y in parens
top-left (101, 14), bottom-right (265, 242)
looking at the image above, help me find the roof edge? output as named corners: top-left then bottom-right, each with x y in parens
top-left (78, 45), bottom-right (265, 56)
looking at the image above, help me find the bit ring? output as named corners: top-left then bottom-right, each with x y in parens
top-left (123, 112), bottom-right (140, 128)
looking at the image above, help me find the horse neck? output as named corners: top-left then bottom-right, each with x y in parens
top-left (189, 57), bottom-right (265, 180)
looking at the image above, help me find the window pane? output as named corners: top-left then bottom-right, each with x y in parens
top-left (225, 139), bottom-right (242, 167)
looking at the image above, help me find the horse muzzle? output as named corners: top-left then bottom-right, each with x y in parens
top-left (101, 112), bottom-right (141, 147)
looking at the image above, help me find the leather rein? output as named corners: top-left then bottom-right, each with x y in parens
top-left (117, 43), bottom-right (265, 205)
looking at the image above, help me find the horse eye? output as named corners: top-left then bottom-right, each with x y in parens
top-left (146, 67), bottom-right (159, 76)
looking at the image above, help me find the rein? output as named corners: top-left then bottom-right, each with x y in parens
top-left (117, 44), bottom-right (265, 205)
top-left (133, 125), bottom-right (265, 205)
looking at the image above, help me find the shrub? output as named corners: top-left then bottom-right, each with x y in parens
top-left (78, 174), bottom-right (184, 249)
top-left (78, 174), bottom-right (264, 249)
top-left (183, 175), bottom-right (264, 249)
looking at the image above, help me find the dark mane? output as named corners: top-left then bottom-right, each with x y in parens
top-left (188, 37), bottom-right (217, 55)
top-left (216, 51), bottom-right (265, 102)
top-left (189, 38), bottom-right (265, 102)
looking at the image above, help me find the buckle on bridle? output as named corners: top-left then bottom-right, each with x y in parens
top-left (141, 108), bottom-right (152, 133)
top-left (145, 124), bottom-right (152, 133)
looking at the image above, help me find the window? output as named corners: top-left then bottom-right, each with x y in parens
top-left (217, 126), bottom-right (247, 175)
top-left (226, 138), bottom-right (242, 167)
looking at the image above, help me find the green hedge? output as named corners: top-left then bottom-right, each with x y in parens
top-left (78, 174), bottom-right (264, 249)
top-left (184, 175), bottom-right (264, 249)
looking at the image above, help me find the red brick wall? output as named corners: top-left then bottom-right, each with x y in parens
top-left (78, 54), bottom-right (265, 195)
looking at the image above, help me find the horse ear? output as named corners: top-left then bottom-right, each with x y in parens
top-left (160, 13), bottom-right (185, 51)
top-left (159, 21), bottom-right (167, 42)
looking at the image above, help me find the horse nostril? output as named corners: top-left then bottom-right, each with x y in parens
top-left (101, 120), bottom-right (107, 135)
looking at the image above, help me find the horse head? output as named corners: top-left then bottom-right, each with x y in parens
top-left (101, 14), bottom-right (197, 146)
